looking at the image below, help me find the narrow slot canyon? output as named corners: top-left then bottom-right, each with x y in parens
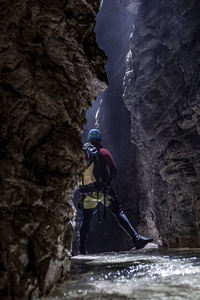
top-left (79, 0), bottom-right (140, 254)
top-left (1, 0), bottom-right (200, 299)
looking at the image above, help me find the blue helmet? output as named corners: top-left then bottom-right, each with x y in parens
top-left (88, 129), bottom-right (102, 141)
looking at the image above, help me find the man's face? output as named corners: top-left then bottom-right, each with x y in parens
top-left (90, 138), bottom-right (101, 146)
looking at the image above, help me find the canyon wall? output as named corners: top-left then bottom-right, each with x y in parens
top-left (123, 0), bottom-right (200, 247)
top-left (0, 0), bottom-right (107, 298)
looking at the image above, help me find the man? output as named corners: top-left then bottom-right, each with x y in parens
top-left (78, 128), bottom-right (153, 254)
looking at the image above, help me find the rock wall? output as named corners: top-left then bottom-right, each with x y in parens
top-left (123, 0), bottom-right (200, 247)
top-left (0, 0), bottom-right (107, 298)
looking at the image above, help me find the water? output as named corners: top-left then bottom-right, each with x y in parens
top-left (42, 248), bottom-right (200, 300)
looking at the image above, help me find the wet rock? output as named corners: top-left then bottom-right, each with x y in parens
top-left (123, 0), bottom-right (200, 247)
top-left (0, 0), bottom-right (107, 298)
top-left (120, 0), bottom-right (141, 14)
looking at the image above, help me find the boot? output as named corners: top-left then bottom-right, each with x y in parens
top-left (133, 235), bottom-right (153, 249)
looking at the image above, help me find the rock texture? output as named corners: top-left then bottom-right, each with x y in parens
top-left (0, 0), bottom-right (107, 298)
top-left (123, 0), bottom-right (200, 247)
top-left (120, 0), bottom-right (140, 14)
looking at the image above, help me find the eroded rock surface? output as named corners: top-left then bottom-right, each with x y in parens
top-left (0, 0), bottom-right (107, 298)
top-left (120, 0), bottom-right (141, 14)
top-left (123, 0), bottom-right (200, 247)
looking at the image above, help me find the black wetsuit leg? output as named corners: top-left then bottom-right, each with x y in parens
top-left (80, 208), bottom-right (94, 253)
top-left (109, 200), bottom-right (138, 239)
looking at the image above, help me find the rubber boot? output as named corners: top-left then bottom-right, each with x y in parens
top-left (133, 235), bottom-right (153, 249)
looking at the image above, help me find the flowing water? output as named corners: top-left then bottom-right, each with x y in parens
top-left (42, 248), bottom-right (200, 300)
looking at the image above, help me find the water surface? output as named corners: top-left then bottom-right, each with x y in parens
top-left (42, 248), bottom-right (200, 300)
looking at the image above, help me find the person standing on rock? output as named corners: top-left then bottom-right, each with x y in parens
top-left (78, 129), bottom-right (153, 254)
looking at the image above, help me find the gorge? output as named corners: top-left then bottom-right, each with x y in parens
top-left (1, 0), bottom-right (200, 299)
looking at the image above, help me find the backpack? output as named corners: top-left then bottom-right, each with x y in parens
top-left (79, 142), bottom-right (110, 194)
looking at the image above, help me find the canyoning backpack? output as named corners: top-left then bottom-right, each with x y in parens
top-left (79, 142), bottom-right (110, 194)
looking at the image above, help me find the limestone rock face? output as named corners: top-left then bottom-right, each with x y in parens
top-left (0, 0), bottom-right (107, 298)
top-left (120, 0), bottom-right (141, 14)
top-left (123, 0), bottom-right (200, 247)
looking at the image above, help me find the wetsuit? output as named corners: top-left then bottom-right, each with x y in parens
top-left (79, 146), bottom-right (138, 254)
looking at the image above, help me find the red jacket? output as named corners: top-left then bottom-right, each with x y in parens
top-left (99, 148), bottom-right (117, 184)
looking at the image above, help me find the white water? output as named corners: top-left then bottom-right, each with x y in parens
top-left (42, 248), bottom-right (200, 300)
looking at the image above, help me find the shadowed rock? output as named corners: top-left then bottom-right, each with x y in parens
top-left (120, 0), bottom-right (141, 14)
top-left (0, 0), bottom-right (107, 298)
top-left (123, 0), bottom-right (200, 247)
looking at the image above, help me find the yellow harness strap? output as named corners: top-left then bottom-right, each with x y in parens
top-left (81, 162), bottom-right (96, 186)
top-left (83, 192), bottom-right (113, 209)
